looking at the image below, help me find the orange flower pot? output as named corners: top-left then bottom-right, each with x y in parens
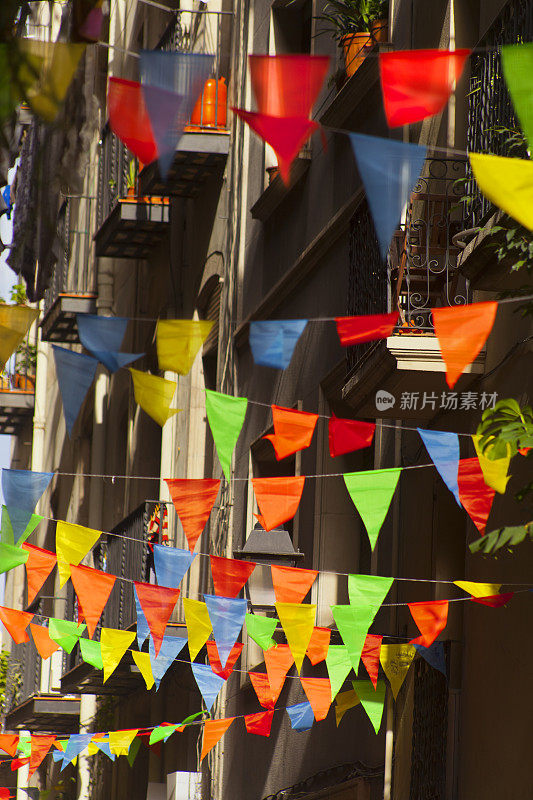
top-left (341, 32), bottom-right (373, 78)
top-left (371, 18), bottom-right (388, 42)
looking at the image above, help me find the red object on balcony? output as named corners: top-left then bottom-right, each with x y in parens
top-left (190, 78), bottom-right (227, 128)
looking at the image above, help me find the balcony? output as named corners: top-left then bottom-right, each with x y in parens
top-left (342, 158), bottom-right (483, 419)
top-left (138, 10), bottom-right (231, 198)
top-left (0, 340), bottom-right (36, 434)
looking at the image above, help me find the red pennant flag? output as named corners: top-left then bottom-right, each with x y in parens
top-left (264, 644), bottom-right (294, 698)
top-left (165, 478), bottom-right (220, 552)
top-left (248, 55), bottom-right (329, 118)
top-left (22, 543), bottom-right (57, 606)
top-left (252, 476), bottom-right (305, 532)
top-left (0, 788), bottom-right (11, 799)
top-left (336, 312), bottom-right (399, 346)
top-left (0, 606), bottom-right (33, 644)
top-left (271, 564), bottom-right (318, 604)
top-left (379, 49), bottom-right (471, 127)
top-left (11, 758), bottom-right (29, 771)
top-left (328, 415), bottom-right (376, 458)
top-left (29, 735), bottom-right (56, 778)
top-left (244, 710), bottom-right (274, 737)
top-left (207, 640), bottom-right (244, 680)
top-left (458, 457), bottom-right (495, 535)
top-left (471, 592), bottom-right (514, 608)
top-left (210, 555), bottom-right (256, 598)
top-left (432, 302), bottom-right (497, 388)
top-left (108, 77), bottom-right (157, 164)
top-left (133, 582), bottom-right (180, 656)
top-left (408, 600), bottom-right (449, 648)
top-left (249, 672), bottom-right (275, 709)
top-left (70, 564), bottom-right (116, 639)
top-left (0, 735), bottom-right (19, 757)
top-left (300, 676), bottom-right (331, 721)
top-left (30, 624), bottom-right (60, 660)
top-left (306, 627), bottom-right (331, 665)
top-left (361, 633), bottom-right (382, 689)
top-left (263, 406), bottom-right (319, 461)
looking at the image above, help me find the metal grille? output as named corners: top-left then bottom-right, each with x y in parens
top-left (95, 127), bottom-right (129, 232)
top-left (409, 654), bottom-right (448, 800)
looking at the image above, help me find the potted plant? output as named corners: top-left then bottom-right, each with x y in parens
top-left (315, 0), bottom-right (389, 78)
top-left (126, 159), bottom-right (137, 198)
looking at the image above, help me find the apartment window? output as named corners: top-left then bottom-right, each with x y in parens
top-left (197, 274), bottom-right (222, 390)
top-left (271, 0), bottom-right (313, 54)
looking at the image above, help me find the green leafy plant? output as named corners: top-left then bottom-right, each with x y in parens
top-left (315, 0), bottom-right (388, 41)
top-left (470, 520), bottom-right (533, 554)
top-left (9, 282), bottom-right (27, 305)
top-left (127, 159), bottom-right (137, 191)
top-left (476, 399), bottom-right (533, 459)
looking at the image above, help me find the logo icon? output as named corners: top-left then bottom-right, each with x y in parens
top-left (375, 390), bottom-right (395, 410)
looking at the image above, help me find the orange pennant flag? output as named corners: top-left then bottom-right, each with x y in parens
top-left (271, 564), bottom-right (318, 604)
top-left (306, 626), bottom-right (331, 665)
top-left (29, 735), bottom-right (56, 778)
top-left (70, 564), bottom-right (116, 639)
top-left (249, 671), bottom-right (275, 708)
top-left (210, 555), bottom-right (256, 598)
top-left (361, 634), bottom-right (382, 689)
top-left (263, 405), bottom-right (319, 460)
top-left (165, 478), bottom-right (220, 552)
top-left (0, 606), bottom-right (33, 644)
top-left (432, 302), bottom-right (497, 388)
top-left (22, 543), bottom-right (57, 606)
top-left (458, 457), bottom-right (495, 535)
top-left (133, 582), bottom-right (180, 656)
top-left (252, 476), bottom-right (305, 531)
top-left (206, 640), bottom-right (244, 680)
top-left (409, 600), bottom-right (449, 648)
top-left (200, 718), bottom-right (235, 762)
top-left (30, 624), bottom-right (60, 660)
top-left (300, 676), bottom-right (332, 721)
top-left (264, 644), bottom-right (294, 698)
top-left (0, 735), bottom-right (19, 757)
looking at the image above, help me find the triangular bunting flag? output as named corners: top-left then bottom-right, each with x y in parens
top-left (249, 53), bottom-right (329, 116)
top-left (335, 689), bottom-right (360, 726)
top-left (100, 628), bottom-right (136, 682)
top-left (501, 44), bottom-right (533, 149)
top-left (17, 40), bottom-right (85, 122)
top-left (458, 457), bottom-right (495, 534)
top-left (287, 701), bottom-right (315, 732)
top-left (0, 542), bottom-right (28, 574)
top-left (2, 469), bottom-right (53, 544)
top-left (275, 602), bottom-right (316, 673)
top-left (328, 415), bottom-right (376, 457)
top-left (271, 564), bottom-right (318, 604)
top-left (379, 644), bottom-right (416, 699)
top-left (134, 586), bottom-right (150, 649)
top-left (200, 718), bottom-right (234, 762)
top-left (361, 634), bottom-right (382, 689)
top-left (264, 644), bottom-right (294, 698)
top-left (306, 626), bottom-right (330, 665)
top-left (0, 606), bottom-right (33, 643)
top-left (165, 478), bottom-right (220, 552)
top-left (156, 320), bottom-right (215, 374)
top-left (454, 580), bottom-right (501, 598)
top-left (472, 435), bottom-right (511, 494)
top-left (379, 49), bottom-right (470, 127)
top-left (300, 676), bottom-right (331, 721)
top-left (30, 624), bottom-right (60, 660)
top-left (263, 405), bottom-right (319, 461)
top-left (55, 520), bottom-right (101, 588)
top-left (133, 581), bottom-right (180, 656)
top-left (29, 735), bottom-right (56, 778)
top-left (348, 133), bottom-right (427, 257)
top-left (1, 506), bottom-right (42, 546)
top-left (149, 636), bottom-right (187, 689)
top-left (244, 710), bottom-right (274, 737)
top-left (79, 638), bottom-right (103, 670)
top-left (245, 613), bottom-right (277, 650)
top-left (206, 640), bottom-right (244, 681)
top-left (432, 302), bottom-right (497, 388)
top-left (76, 314), bottom-right (142, 373)
top-left (130, 368), bottom-right (179, 427)
top-left (343, 469), bottom-right (402, 550)
top-left (22, 543), bottom-right (56, 605)
top-left (413, 642), bottom-right (447, 677)
top-left (326, 644), bottom-right (352, 701)
top-left (252, 476), bottom-right (305, 531)
top-left (60, 734), bottom-right (93, 770)
top-left (107, 77), bottom-right (157, 164)
top-left (471, 592), bottom-right (514, 607)
top-left (132, 651), bottom-right (154, 690)
top-left (183, 598), bottom-right (212, 661)
top-left (210, 555), bottom-right (256, 598)
top-left (205, 390), bottom-right (248, 482)
top-left (70, 564), bottom-right (116, 638)
top-left (408, 600), bottom-right (449, 648)
top-left (149, 724), bottom-right (178, 746)
top-left (418, 429), bottom-right (461, 504)
top-left (352, 680), bottom-right (386, 734)
top-left (48, 619), bottom-right (86, 653)
top-left (204, 595), bottom-right (247, 669)
top-left (249, 672), bottom-right (275, 708)
top-left (331, 605), bottom-right (366, 673)
top-left (469, 151), bottom-right (533, 231)
top-left (335, 313), bottom-right (399, 346)
top-left (191, 663), bottom-right (225, 712)
top-left (153, 543), bottom-right (195, 587)
top-left (0, 735), bottom-right (19, 757)
top-left (108, 730), bottom-right (139, 757)
top-left (0, 306), bottom-right (38, 370)
top-left (249, 320), bottom-right (308, 369)
top-left (52, 346), bottom-right (98, 436)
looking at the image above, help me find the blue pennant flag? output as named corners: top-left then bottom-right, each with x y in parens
top-left (93, 740), bottom-right (115, 760)
top-left (249, 320), bottom-right (308, 369)
top-left (76, 314), bottom-right (143, 373)
top-left (52, 345), bottom-right (99, 436)
top-left (1, 469), bottom-right (53, 543)
top-left (287, 701), bottom-right (315, 732)
top-left (348, 133), bottom-right (427, 258)
top-left (418, 429), bottom-right (461, 505)
top-left (204, 595), bottom-right (247, 670)
top-left (60, 733), bottom-right (93, 770)
top-left (153, 543), bottom-right (195, 588)
top-left (190, 662), bottom-right (225, 712)
top-left (140, 51), bottom-right (215, 178)
top-left (134, 585), bottom-right (150, 650)
top-left (414, 642), bottom-right (447, 677)
top-left (149, 635), bottom-right (188, 689)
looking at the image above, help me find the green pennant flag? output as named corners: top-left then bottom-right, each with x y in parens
top-left (246, 613), bottom-right (277, 650)
top-left (79, 638), bottom-right (103, 670)
top-left (343, 468), bottom-right (402, 550)
top-left (501, 44), bottom-right (533, 150)
top-left (127, 737), bottom-right (141, 767)
top-left (347, 574), bottom-right (393, 616)
top-left (0, 541), bottom-right (28, 573)
top-left (353, 679), bottom-right (386, 734)
top-left (205, 389), bottom-right (248, 481)
top-left (149, 725), bottom-right (177, 745)
top-left (326, 644), bottom-right (352, 701)
top-left (1, 506), bottom-right (43, 545)
top-left (48, 619), bottom-right (86, 653)
top-left (18, 733), bottom-right (31, 757)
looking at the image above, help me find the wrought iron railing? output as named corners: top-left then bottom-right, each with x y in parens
top-left (0, 336), bottom-right (36, 394)
top-left (3, 622), bottom-right (42, 717)
top-left (95, 126), bottom-right (129, 232)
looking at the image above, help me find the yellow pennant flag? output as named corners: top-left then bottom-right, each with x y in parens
top-left (454, 580), bottom-right (501, 598)
top-left (130, 368), bottom-right (180, 427)
top-left (335, 688), bottom-right (360, 727)
top-left (156, 320), bottom-right (214, 375)
top-left (0, 306), bottom-right (39, 369)
top-left (379, 644), bottom-right (416, 700)
top-left (108, 729), bottom-right (139, 756)
top-left (183, 598), bottom-right (212, 661)
top-left (132, 651), bottom-right (154, 691)
top-left (16, 41), bottom-right (86, 122)
top-left (87, 742), bottom-right (99, 756)
top-left (275, 602), bottom-right (316, 674)
top-left (100, 628), bottom-right (136, 683)
top-left (469, 152), bottom-right (533, 231)
top-left (55, 521), bottom-right (101, 588)
top-left (472, 435), bottom-right (511, 494)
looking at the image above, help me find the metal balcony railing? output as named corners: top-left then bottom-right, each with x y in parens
top-left (3, 631), bottom-right (41, 718)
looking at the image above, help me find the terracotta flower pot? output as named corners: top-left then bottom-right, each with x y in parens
top-left (341, 32), bottom-right (373, 78)
top-left (371, 18), bottom-right (388, 42)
